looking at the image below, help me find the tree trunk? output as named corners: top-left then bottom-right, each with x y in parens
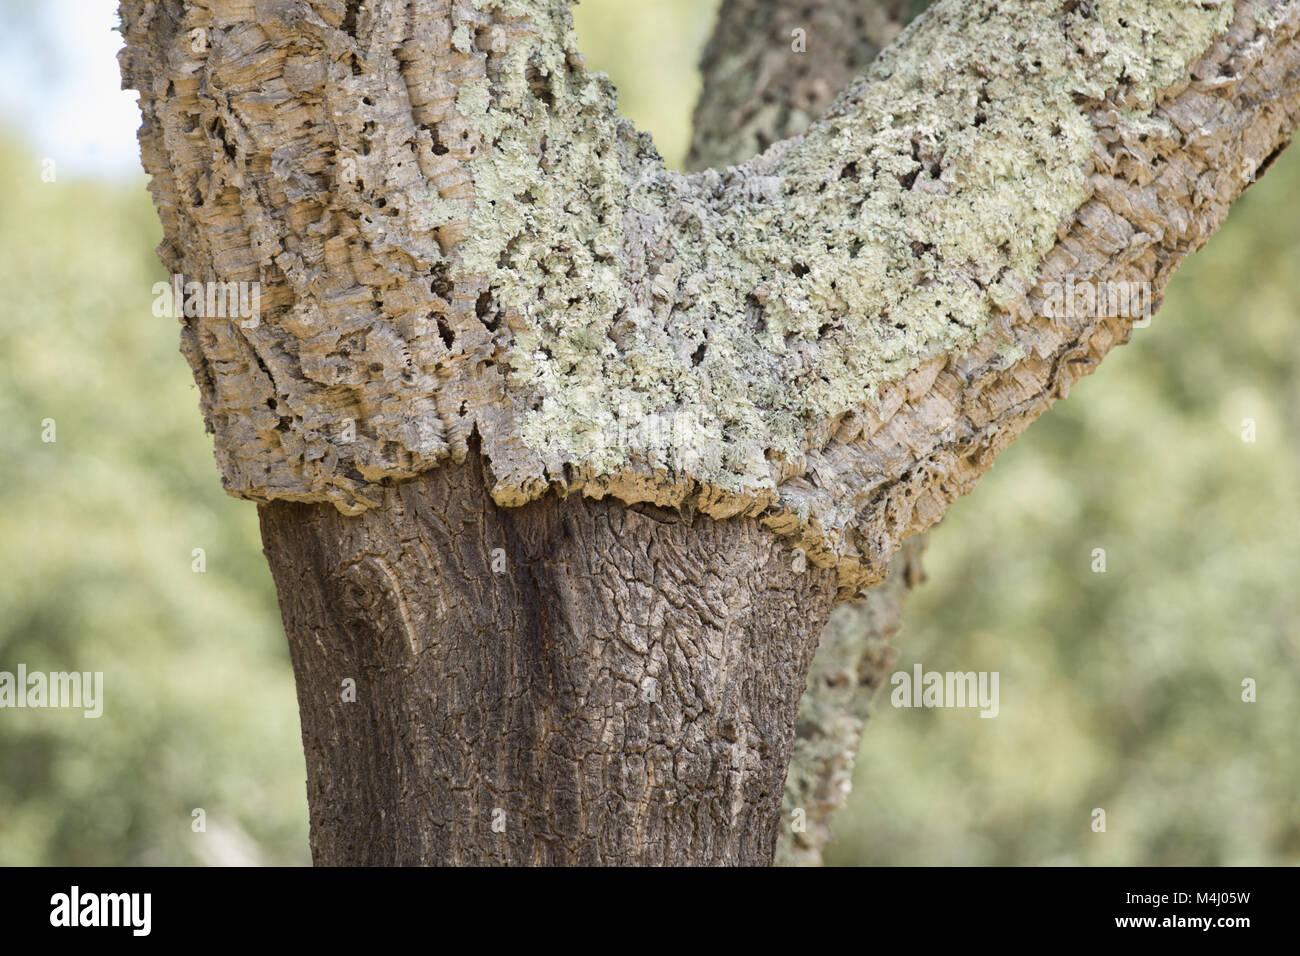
top-left (259, 452), bottom-right (835, 865)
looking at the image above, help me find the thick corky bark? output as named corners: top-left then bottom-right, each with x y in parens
top-left (119, 0), bottom-right (1300, 593)
top-left (260, 453), bottom-right (836, 865)
top-left (119, 0), bottom-right (1300, 865)
top-left (775, 0), bottom-right (1300, 592)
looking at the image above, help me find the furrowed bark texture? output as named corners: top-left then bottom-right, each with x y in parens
top-left (259, 454), bottom-right (836, 865)
top-left (687, 0), bottom-right (932, 866)
top-left (119, 0), bottom-right (1300, 865)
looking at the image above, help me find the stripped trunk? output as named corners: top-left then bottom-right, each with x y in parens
top-left (260, 455), bottom-right (836, 864)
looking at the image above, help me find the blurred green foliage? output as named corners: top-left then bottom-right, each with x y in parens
top-left (1, 0), bottom-right (1295, 866)
top-left (0, 138), bottom-right (308, 865)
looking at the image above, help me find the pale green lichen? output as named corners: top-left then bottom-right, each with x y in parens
top-left (456, 0), bottom-right (1234, 497)
top-left (1087, 0), bottom-right (1236, 101)
top-left (451, 23), bottom-right (474, 54)
top-left (418, 185), bottom-right (473, 230)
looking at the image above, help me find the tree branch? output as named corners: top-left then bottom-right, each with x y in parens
top-left (120, 0), bottom-right (1300, 597)
top-left (772, 0), bottom-right (1300, 593)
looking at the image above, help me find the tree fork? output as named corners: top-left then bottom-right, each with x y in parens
top-left (258, 0), bottom-right (932, 867)
top-left (118, 0), bottom-right (1300, 867)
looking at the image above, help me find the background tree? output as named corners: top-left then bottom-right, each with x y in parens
top-left (112, 0), bottom-right (1300, 865)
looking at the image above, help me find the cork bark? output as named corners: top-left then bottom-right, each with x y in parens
top-left (119, 0), bottom-right (1300, 592)
top-left (119, 0), bottom-right (1300, 865)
